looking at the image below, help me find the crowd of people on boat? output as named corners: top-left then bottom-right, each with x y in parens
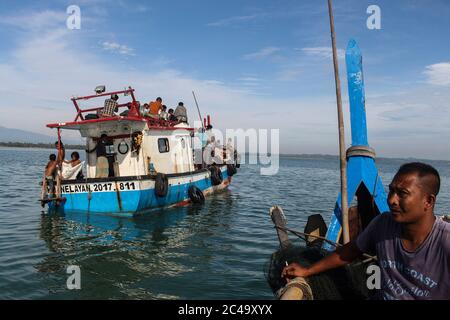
top-left (99, 94), bottom-right (188, 123)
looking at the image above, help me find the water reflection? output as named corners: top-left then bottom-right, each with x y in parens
top-left (36, 189), bottom-right (235, 299)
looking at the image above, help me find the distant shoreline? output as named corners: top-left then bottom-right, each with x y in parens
top-left (0, 142), bottom-right (84, 150)
top-left (1, 142), bottom-right (448, 163)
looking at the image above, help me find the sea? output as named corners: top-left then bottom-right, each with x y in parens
top-left (0, 147), bottom-right (449, 299)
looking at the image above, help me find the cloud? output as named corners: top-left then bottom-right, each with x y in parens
top-left (0, 9), bottom-right (66, 31)
top-left (243, 47), bottom-right (280, 60)
top-left (101, 41), bottom-right (135, 56)
top-left (207, 14), bottom-right (265, 27)
top-left (423, 62), bottom-right (450, 86)
top-left (300, 47), bottom-right (345, 60)
top-left (237, 77), bottom-right (261, 82)
top-left (277, 67), bottom-right (302, 81)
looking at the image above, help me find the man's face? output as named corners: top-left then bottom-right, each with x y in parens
top-left (387, 173), bottom-right (431, 224)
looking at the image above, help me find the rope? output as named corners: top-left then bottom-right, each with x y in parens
top-left (274, 225), bottom-right (377, 263)
top-left (346, 145), bottom-right (376, 160)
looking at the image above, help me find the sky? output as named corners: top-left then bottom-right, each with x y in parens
top-left (0, 0), bottom-right (449, 159)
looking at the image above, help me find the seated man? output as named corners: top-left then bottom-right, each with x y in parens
top-left (101, 94), bottom-right (119, 117)
top-left (282, 162), bottom-right (450, 300)
top-left (168, 108), bottom-right (178, 122)
top-left (62, 152), bottom-right (84, 179)
top-left (159, 105), bottom-right (168, 120)
top-left (174, 102), bottom-right (188, 123)
top-left (147, 97), bottom-right (162, 118)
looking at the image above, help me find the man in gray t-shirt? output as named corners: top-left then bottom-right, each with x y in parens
top-left (282, 162), bottom-right (450, 300)
top-left (357, 213), bottom-right (450, 299)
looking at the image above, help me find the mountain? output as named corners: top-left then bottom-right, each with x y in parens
top-left (0, 126), bottom-right (82, 144)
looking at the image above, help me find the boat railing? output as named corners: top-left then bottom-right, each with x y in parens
top-left (72, 87), bottom-right (139, 121)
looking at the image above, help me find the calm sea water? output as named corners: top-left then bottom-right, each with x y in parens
top-left (0, 147), bottom-right (449, 299)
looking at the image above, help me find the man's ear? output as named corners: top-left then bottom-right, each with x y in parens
top-left (425, 193), bottom-right (436, 211)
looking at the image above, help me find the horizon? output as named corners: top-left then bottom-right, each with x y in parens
top-left (1, 1), bottom-right (449, 160)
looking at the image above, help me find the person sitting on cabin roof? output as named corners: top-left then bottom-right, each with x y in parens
top-left (174, 102), bottom-right (188, 123)
top-left (86, 134), bottom-right (109, 178)
top-left (159, 105), bottom-right (168, 120)
top-left (101, 94), bottom-right (119, 118)
top-left (282, 162), bottom-right (450, 300)
top-left (168, 108), bottom-right (178, 122)
top-left (148, 97), bottom-right (163, 118)
top-left (44, 154), bottom-right (58, 196)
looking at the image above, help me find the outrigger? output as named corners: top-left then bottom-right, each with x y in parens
top-left (40, 86), bottom-right (239, 215)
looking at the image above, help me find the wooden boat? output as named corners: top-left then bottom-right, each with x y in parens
top-left (266, 39), bottom-right (387, 300)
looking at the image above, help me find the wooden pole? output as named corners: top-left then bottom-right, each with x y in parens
top-left (327, 0), bottom-right (350, 244)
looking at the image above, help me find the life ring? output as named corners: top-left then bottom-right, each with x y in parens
top-left (154, 173), bottom-right (169, 197)
top-left (118, 140), bottom-right (129, 154)
top-left (209, 166), bottom-right (223, 186)
top-left (188, 185), bottom-right (205, 204)
top-left (227, 164), bottom-right (237, 177)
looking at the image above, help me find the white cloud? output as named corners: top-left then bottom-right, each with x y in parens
top-left (207, 14), bottom-right (265, 27)
top-left (300, 47), bottom-right (345, 60)
top-left (101, 41), bottom-right (135, 56)
top-left (243, 47), bottom-right (280, 60)
top-left (277, 68), bottom-right (302, 81)
top-left (237, 77), bottom-right (261, 82)
top-left (423, 62), bottom-right (450, 86)
top-left (0, 9), bottom-right (66, 31)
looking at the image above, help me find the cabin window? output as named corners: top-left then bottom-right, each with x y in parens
top-left (158, 138), bottom-right (170, 153)
top-left (181, 138), bottom-right (186, 149)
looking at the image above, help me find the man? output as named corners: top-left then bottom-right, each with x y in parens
top-left (54, 140), bottom-right (65, 164)
top-left (44, 154), bottom-right (58, 197)
top-left (86, 134), bottom-right (109, 178)
top-left (101, 94), bottom-right (119, 117)
top-left (168, 108), bottom-right (178, 121)
top-left (174, 101), bottom-right (188, 123)
top-left (159, 105), bottom-right (168, 120)
top-left (283, 162), bottom-right (450, 300)
top-left (148, 97), bottom-right (163, 118)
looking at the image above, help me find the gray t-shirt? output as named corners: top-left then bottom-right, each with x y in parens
top-left (356, 213), bottom-right (450, 300)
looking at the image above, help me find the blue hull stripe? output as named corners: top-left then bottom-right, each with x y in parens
top-left (56, 168), bottom-right (229, 215)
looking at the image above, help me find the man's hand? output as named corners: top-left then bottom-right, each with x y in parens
top-left (282, 262), bottom-right (310, 279)
top-left (280, 241), bottom-right (363, 281)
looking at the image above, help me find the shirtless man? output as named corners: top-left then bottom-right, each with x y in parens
top-left (44, 154), bottom-right (58, 196)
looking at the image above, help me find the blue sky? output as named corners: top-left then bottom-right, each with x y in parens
top-left (0, 0), bottom-right (449, 159)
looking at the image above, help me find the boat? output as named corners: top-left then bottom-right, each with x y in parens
top-left (265, 39), bottom-right (381, 300)
top-left (40, 86), bottom-right (239, 215)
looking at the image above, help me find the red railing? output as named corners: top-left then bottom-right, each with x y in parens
top-left (72, 87), bottom-right (139, 121)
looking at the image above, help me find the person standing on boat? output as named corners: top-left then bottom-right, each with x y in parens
top-left (174, 102), bottom-right (188, 123)
top-left (101, 94), bottom-right (119, 117)
top-left (86, 134), bottom-right (109, 178)
top-left (148, 97), bottom-right (163, 118)
top-left (44, 154), bottom-right (58, 196)
top-left (55, 141), bottom-right (65, 164)
top-left (282, 162), bottom-right (450, 300)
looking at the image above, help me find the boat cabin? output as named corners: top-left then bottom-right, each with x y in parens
top-left (47, 87), bottom-right (196, 179)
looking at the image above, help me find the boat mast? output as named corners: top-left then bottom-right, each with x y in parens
top-left (327, 0), bottom-right (350, 244)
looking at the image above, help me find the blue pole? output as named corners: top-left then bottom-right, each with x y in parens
top-left (346, 39), bottom-right (369, 147)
